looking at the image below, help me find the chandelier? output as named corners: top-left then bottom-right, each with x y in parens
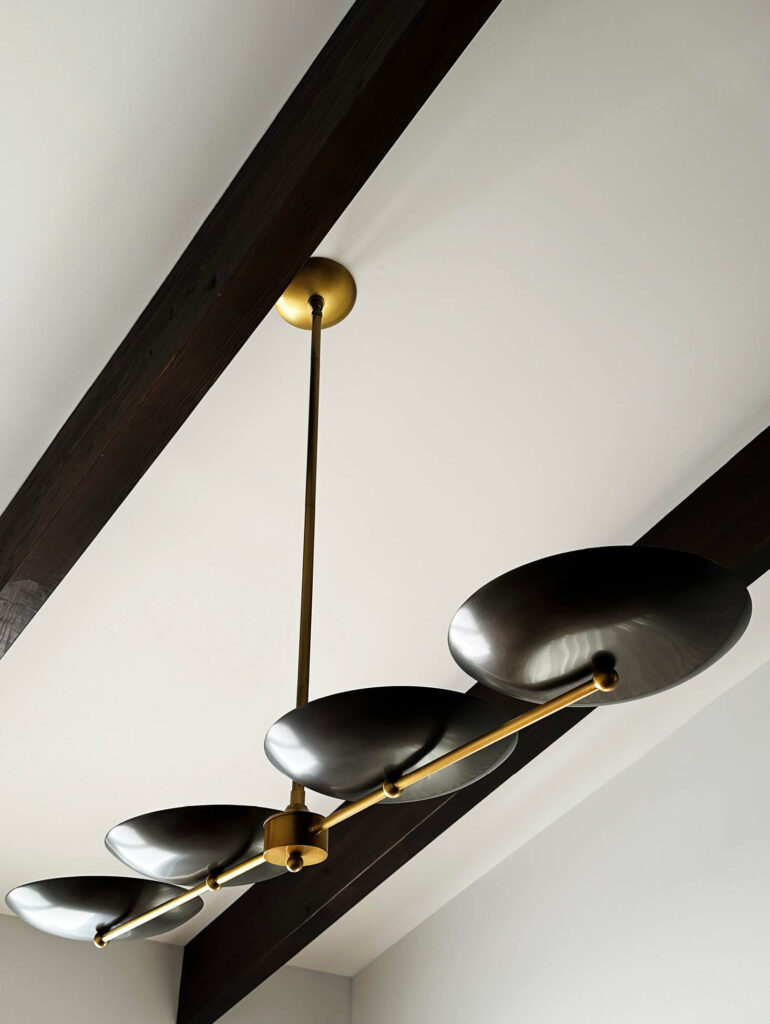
top-left (6, 259), bottom-right (751, 947)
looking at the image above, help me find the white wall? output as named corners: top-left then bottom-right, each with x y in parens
top-left (222, 966), bottom-right (351, 1024)
top-left (352, 662), bottom-right (770, 1024)
top-left (0, 913), bottom-right (182, 1022)
top-left (0, 913), bottom-right (351, 1023)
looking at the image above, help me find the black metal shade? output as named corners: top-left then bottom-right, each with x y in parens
top-left (5, 876), bottom-right (202, 941)
top-left (264, 687), bottom-right (518, 802)
top-left (448, 546), bottom-right (751, 705)
top-left (105, 805), bottom-right (284, 887)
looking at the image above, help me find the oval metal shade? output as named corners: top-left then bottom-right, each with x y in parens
top-left (448, 546), bottom-right (751, 706)
top-left (5, 876), bottom-right (202, 942)
top-left (264, 687), bottom-right (518, 802)
top-left (105, 805), bottom-right (284, 887)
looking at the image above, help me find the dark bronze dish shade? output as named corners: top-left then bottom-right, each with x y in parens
top-left (448, 546), bottom-right (751, 706)
top-left (264, 686), bottom-right (518, 802)
top-left (105, 805), bottom-right (284, 887)
top-left (5, 876), bottom-right (202, 941)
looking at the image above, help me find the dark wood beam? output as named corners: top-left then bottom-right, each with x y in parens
top-left (0, 0), bottom-right (503, 656)
top-left (638, 425), bottom-right (770, 585)
top-left (178, 424), bottom-right (770, 1024)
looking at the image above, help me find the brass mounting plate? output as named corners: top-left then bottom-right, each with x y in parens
top-left (263, 809), bottom-right (328, 869)
top-left (276, 257), bottom-right (356, 329)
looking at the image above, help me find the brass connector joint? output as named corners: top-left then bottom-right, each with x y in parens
top-left (263, 809), bottom-right (328, 872)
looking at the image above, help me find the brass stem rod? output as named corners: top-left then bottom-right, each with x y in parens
top-left (96, 854), bottom-right (266, 946)
top-left (290, 296), bottom-right (324, 808)
top-left (296, 297), bottom-right (323, 710)
top-left (313, 675), bottom-right (612, 834)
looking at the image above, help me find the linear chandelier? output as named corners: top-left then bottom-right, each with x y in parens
top-left (6, 259), bottom-right (752, 948)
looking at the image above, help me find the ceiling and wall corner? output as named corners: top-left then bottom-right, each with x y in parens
top-left (0, 0), bottom-right (768, 995)
top-left (0, 912), bottom-right (182, 1022)
top-left (0, 912), bottom-right (352, 1024)
top-left (349, 658), bottom-right (770, 1024)
top-left (218, 967), bottom-right (351, 1024)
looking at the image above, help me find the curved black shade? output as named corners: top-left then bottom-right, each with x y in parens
top-left (448, 546), bottom-right (751, 705)
top-left (105, 805), bottom-right (284, 887)
top-left (264, 686), bottom-right (518, 802)
top-left (5, 876), bottom-right (202, 941)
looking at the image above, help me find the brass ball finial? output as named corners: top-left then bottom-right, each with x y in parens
top-left (204, 874), bottom-right (222, 892)
top-left (593, 668), bottom-right (620, 692)
top-left (382, 780), bottom-right (402, 799)
top-left (286, 851), bottom-right (305, 873)
top-left (93, 934), bottom-right (108, 949)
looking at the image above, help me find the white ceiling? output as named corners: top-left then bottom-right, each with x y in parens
top-left (1, 0), bottom-right (769, 976)
top-left (0, 0), bottom-right (352, 513)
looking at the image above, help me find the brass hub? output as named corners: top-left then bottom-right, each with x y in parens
top-left (275, 257), bottom-right (356, 329)
top-left (263, 809), bottom-right (328, 872)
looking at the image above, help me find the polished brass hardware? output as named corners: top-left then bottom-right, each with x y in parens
top-left (275, 257), bottom-right (356, 329)
top-left (289, 295), bottom-right (324, 807)
top-left (593, 668), bottom-right (619, 692)
top-left (94, 672), bottom-right (613, 946)
top-left (214, 852), bottom-right (269, 886)
top-left (94, 853), bottom-right (268, 946)
top-left (295, 294), bottom-right (323, 713)
top-left (312, 674), bottom-right (609, 834)
top-left (263, 809), bottom-right (329, 872)
top-left (283, 261), bottom-right (356, 808)
top-left (95, 880), bottom-right (210, 947)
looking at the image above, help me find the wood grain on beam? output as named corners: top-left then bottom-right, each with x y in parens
top-left (0, 0), bottom-right (502, 655)
top-left (639, 425), bottom-right (770, 585)
top-left (178, 424), bottom-right (770, 1024)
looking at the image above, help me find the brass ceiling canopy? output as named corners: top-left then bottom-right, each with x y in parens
top-left (6, 258), bottom-right (752, 949)
top-left (275, 257), bottom-right (356, 329)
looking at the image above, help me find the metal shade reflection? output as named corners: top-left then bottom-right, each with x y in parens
top-left (449, 546), bottom-right (751, 705)
top-left (105, 805), bottom-right (284, 887)
top-left (5, 876), bottom-right (202, 941)
top-left (264, 687), bottom-right (518, 802)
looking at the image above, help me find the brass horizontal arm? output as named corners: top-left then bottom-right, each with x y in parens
top-left (313, 671), bottom-right (617, 833)
top-left (94, 672), bottom-right (617, 947)
top-left (94, 853), bottom-right (267, 947)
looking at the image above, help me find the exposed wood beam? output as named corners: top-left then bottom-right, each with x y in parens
top-left (0, 0), bottom-right (503, 656)
top-left (638, 425), bottom-right (770, 585)
top-left (178, 424), bottom-right (770, 1024)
